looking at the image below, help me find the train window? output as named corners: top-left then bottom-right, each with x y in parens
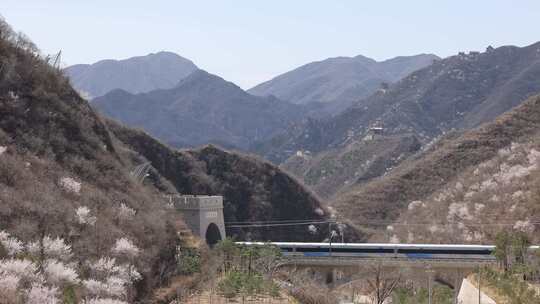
top-left (332, 247), bottom-right (395, 253)
top-left (294, 247), bottom-right (395, 253)
top-left (300, 247), bottom-right (330, 252)
top-left (280, 247), bottom-right (295, 252)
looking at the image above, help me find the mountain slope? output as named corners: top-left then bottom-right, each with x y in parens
top-left (93, 70), bottom-right (308, 149)
top-left (0, 21), bottom-right (185, 299)
top-left (65, 51), bottom-right (198, 98)
top-left (107, 121), bottom-right (353, 242)
top-left (248, 54), bottom-right (439, 113)
top-left (261, 42), bottom-right (540, 199)
top-left (1, 35), bottom-right (333, 246)
top-left (0, 18), bottom-right (346, 302)
top-left (332, 95), bottom-right (540, 243)
top-left (266, 43), bottom-right (540, 158)
top-left (282, 134), bottom-right (421, 199)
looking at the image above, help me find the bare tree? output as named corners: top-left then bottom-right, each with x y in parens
top-left (251, 243), bottom-right (283, 279)
top-left (365, 261), bottom-right (401, 304)
top-left (287, 268), bottom-right (338, 304)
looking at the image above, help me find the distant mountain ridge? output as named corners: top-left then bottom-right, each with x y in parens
top-left (65, 51), bottom-right (198, 98)
top-left (93, 70), bottom-right (308, 149)
top-left (248, 53), bottom-right (439, 113)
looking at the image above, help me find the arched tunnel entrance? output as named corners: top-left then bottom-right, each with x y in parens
top-left (205, 223), bottom-right (222, 246)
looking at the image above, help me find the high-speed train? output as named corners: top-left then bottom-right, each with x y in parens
top-left (236, 242), bottom-right (500, 261)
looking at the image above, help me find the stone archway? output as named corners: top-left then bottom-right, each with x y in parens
top-left (172, 195), bottom-right (226, 245)
top-left (205, 222), bottom-right (222, 246)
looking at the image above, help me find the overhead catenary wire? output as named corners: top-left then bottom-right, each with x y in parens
top-left (225, 218), bottom-right (336, 225)
top-left (225, 218), bottom-right (540, 228)
top-left (226, 220), bottom-right (335, 228)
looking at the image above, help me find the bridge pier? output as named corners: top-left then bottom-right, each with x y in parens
top-left (325, 270), bottom-right (334, 284)
top-left (453, 269), bottom-right (465, 304)
top-left (425, 265), bottom-right (435, 304)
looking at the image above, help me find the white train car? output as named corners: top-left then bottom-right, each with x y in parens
top-left (236, 242), bottom-right (499, 261)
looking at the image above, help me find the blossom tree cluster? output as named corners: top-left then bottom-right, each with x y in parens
top-left (59, 177), bottom-right (82, 194)
top-left (0, 229), bottom-right (141, 304)
top-left (389, 142), bottom-right (540, 244)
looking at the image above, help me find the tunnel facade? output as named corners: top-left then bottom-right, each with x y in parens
top-left (170, 195), bottom-right (226, 246)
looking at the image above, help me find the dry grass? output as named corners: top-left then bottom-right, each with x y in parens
top-left (468, 274), bottom-right (508, 304)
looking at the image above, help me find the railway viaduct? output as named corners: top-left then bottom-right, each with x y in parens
top-left (278, 254), bottom-right (496, 303)
top-left (280, 254), bottom-right (494, 284)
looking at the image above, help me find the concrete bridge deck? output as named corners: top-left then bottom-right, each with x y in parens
top-left (280, 255), bottom-right (496, 268)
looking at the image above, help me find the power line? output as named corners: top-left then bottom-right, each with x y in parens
top-left (353, 221), bottom-right (540, 227)
top-left (226, 220), bottom-right (334, 228)
top-left (225, 219), bottom-right (335, 225)
top-left (225, 219), bottom-right (540, 228)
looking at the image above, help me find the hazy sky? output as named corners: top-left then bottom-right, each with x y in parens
top-left (3, 1), bottom-right (540, 89)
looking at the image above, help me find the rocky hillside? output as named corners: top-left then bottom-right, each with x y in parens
top-left (65, 51), bottom-right (198, 98)
top-left (93, 70), bottom-right (309, 149)
top-left (282, 134), bottom-right (421, 199)
top-left (106, 120), bottom-right (343, 242)
top-left (0, 19), bottom-right (183, 301)
top-left (248, 54), bottom-right (438, 114)
top-left (0, 18), bottom-right (341, 302)
top-left (333, 95), bottom-right (540, 243)
top-left (261, 42), bottom-right (540, 199)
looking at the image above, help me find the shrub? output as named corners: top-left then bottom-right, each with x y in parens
top-left (0, 158), bottom-right (23, 187)
top-left (0, 231), bottom-right (24, 256)
top-left (27, 236), bottom-right (72, 262)
top-left (26, 284), bottom-right (59, 304)
top-left (176, 247), bottom-right (201, 275)
top-left (62, 285), bottom-right (77, 304)
top-left (43, 259), bottom-right (79, 286)
top-left (0, 242), bottom-right (7, 258)
top-left (0, 274), bottom-right (20, 303)
top-left (111, 238), bottom-right (139, 259)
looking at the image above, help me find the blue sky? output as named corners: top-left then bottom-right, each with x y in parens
top-left (3, 1), bottom-right (540, 89)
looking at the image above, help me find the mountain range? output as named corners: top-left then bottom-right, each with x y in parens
top-left (65, 51), bottom-right (198, 98)
top-left (93, 70), bottom-right (309, 149)
top-left (261, 42), bottom-right (540, 200)
top-left (72, 52), bottom-right (439, 151)
top-left (248, 53), bottom-right (439, 114)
